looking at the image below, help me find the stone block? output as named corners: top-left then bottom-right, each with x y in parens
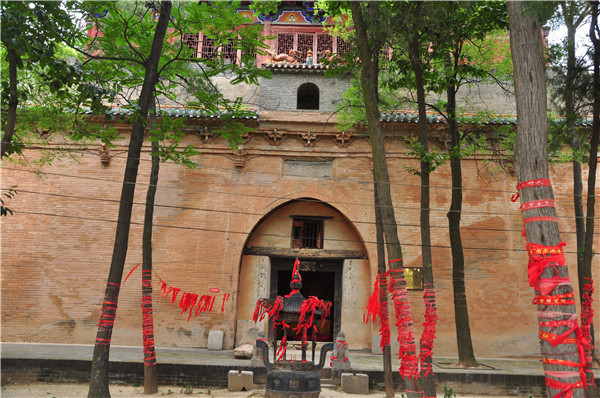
top-left (341, 373), bottom-right (369, 395)
top-left (207, 330), bottom-right (224, 350)
top-left (233, 344), bottom-right (253, 359)
top-left (228, 370), bottom-right (253, 391)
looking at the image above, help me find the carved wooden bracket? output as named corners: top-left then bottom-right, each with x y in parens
top-left (299, 131), bottom-right (319, 147)
top-left (334, 131), bottom-right (353, 148)
top-left (99, 144), bottom-right (111, 166)
top-left (195, 127), bottom-right (216, 144)
top-left (265, 129), bottom-right (285, 146)
top-left (241, 132), bottom-right (253, 144)
top-left (233, 149), bottom-right (246, 168)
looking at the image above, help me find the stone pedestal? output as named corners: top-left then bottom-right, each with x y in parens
top-left (228, 370), bottom-right (253, 391)
top-left (341, 373), bottom-right (369, 394)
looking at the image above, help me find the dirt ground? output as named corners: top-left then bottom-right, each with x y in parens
top-left (0, 382), bottom-right (518, 398)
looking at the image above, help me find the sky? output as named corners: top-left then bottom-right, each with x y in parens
top-left (547, 18), bottom-right (592, 58)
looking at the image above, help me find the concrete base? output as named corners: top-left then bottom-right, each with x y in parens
top-left (341, 373), bottom-right (369, 394)
top-left (207, 330), bottom-right (224, 350)
top-left (228, 370), bottom-right (253, 391)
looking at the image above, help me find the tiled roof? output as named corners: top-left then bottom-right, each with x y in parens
top-left (19, 104), bottom-right (595, 126)
top-left (379, 111), bottom-right (518, 125)
top-left (76, 106), bottom-right (259, 120)
top-left (380, 111), bottom-right (594, 126)
top-left (262, 62), bottom-right (329, 70)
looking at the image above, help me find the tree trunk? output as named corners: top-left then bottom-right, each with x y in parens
top-left (350, 3), bottom-right (417, 396)
top-left (408, 21), bottom-right (438, 395)
top-left (142, 103), bottom-right (159, 395)
top-left (2, 48), bottom-right (19, 159)
top-left (508, 2), bottom-right (585, 397)
top-left (561, 3), bottom-right (587, 308)
top-left (374, 187), bottom-right (395, 398)
top-left (583, 3), bottom-right (599, 393)
top-left (88, 3), bottom-right (172, 397)
top-left (444, 53), bottom-right (477, 368)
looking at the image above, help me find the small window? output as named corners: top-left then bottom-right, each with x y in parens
top-left (201, 36), bottom-right (216, 60)
top-left (291, 218), bottom-right (323, 249)
top-left (297, 83), bottom-right (319, 110)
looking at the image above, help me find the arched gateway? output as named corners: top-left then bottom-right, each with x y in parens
top-left (234, 198), bottom-right (372, 350)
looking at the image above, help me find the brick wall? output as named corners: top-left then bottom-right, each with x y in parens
top-left (259, 71), bottom-right (351, 113)
top-left (1, 125), bottom-right (598, 360)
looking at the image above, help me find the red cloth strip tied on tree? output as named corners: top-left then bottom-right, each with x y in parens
top-left (580, 278), bottom-right (595, 390)
top-left (388, 265), bottom-right (418, 381)
top-left (545, 375), bottom-right (584, 398)
top-left (96, 283), bottom-right (120, 346)
top-left (362, 272), bottom-right (391, 349)
top-left (363, 275), bottom-right (381, 324)
top-left (526, 241), bottom-right (567, 295)
top-left (378, 273), bottom-right (391, 349)
top-left (141, 270), bottom-right (156, 367)
top-left (516, 179), bottom-right (590, 397)
top-left (419, 283), bottom-right (438, 379)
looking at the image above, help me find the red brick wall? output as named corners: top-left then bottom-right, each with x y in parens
top-left (1, 128), bottom-right (598, 359)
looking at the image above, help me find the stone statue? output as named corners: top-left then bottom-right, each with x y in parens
top-left (331, 331), bottom-right (350, 369)
top-left (265, 49), bottom-right (300, 64)
top-left (251, 330), bottom-right (266, 367)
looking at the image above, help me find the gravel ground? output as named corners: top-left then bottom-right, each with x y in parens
top-left (0, 382), bottom-right (519, 398)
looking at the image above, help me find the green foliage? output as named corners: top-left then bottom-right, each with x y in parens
top-left (327, 0), bottom-right (511, 167)
top-left (1, 187), bottom-right (16, 217)
top-left (180, 381), bottom-right (193, 395)
top-left (404, 136), bottom-right (446, 176)
top-left (546, 2), bottom-right (594, 160)
top-left (2, 105), bottom-right (121, 169)
top-left (1, 1), bottom-right (113, 160)
top-left (443, 385), bottom-right (456, 398)
top-left (0, 1), bottom-right (109, 109)
top-left (79, 0), bottom-right (270, 166)
top-left (461, 29), bottom-right (513, 84)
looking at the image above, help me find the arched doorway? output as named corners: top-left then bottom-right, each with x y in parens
top-left (234, 199), bottom-right (371, 349)
top-left (270, 257), bottom-right (342, 342)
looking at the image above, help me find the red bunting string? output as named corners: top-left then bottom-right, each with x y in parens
top-left (179, 292), bottom-right (199, 320)
top-left (122, 264), bottom-right (229, 319)
top-left (194, 295), bottom-right (215, 316)
top-left (221, 294), bottom-right (231, 312)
